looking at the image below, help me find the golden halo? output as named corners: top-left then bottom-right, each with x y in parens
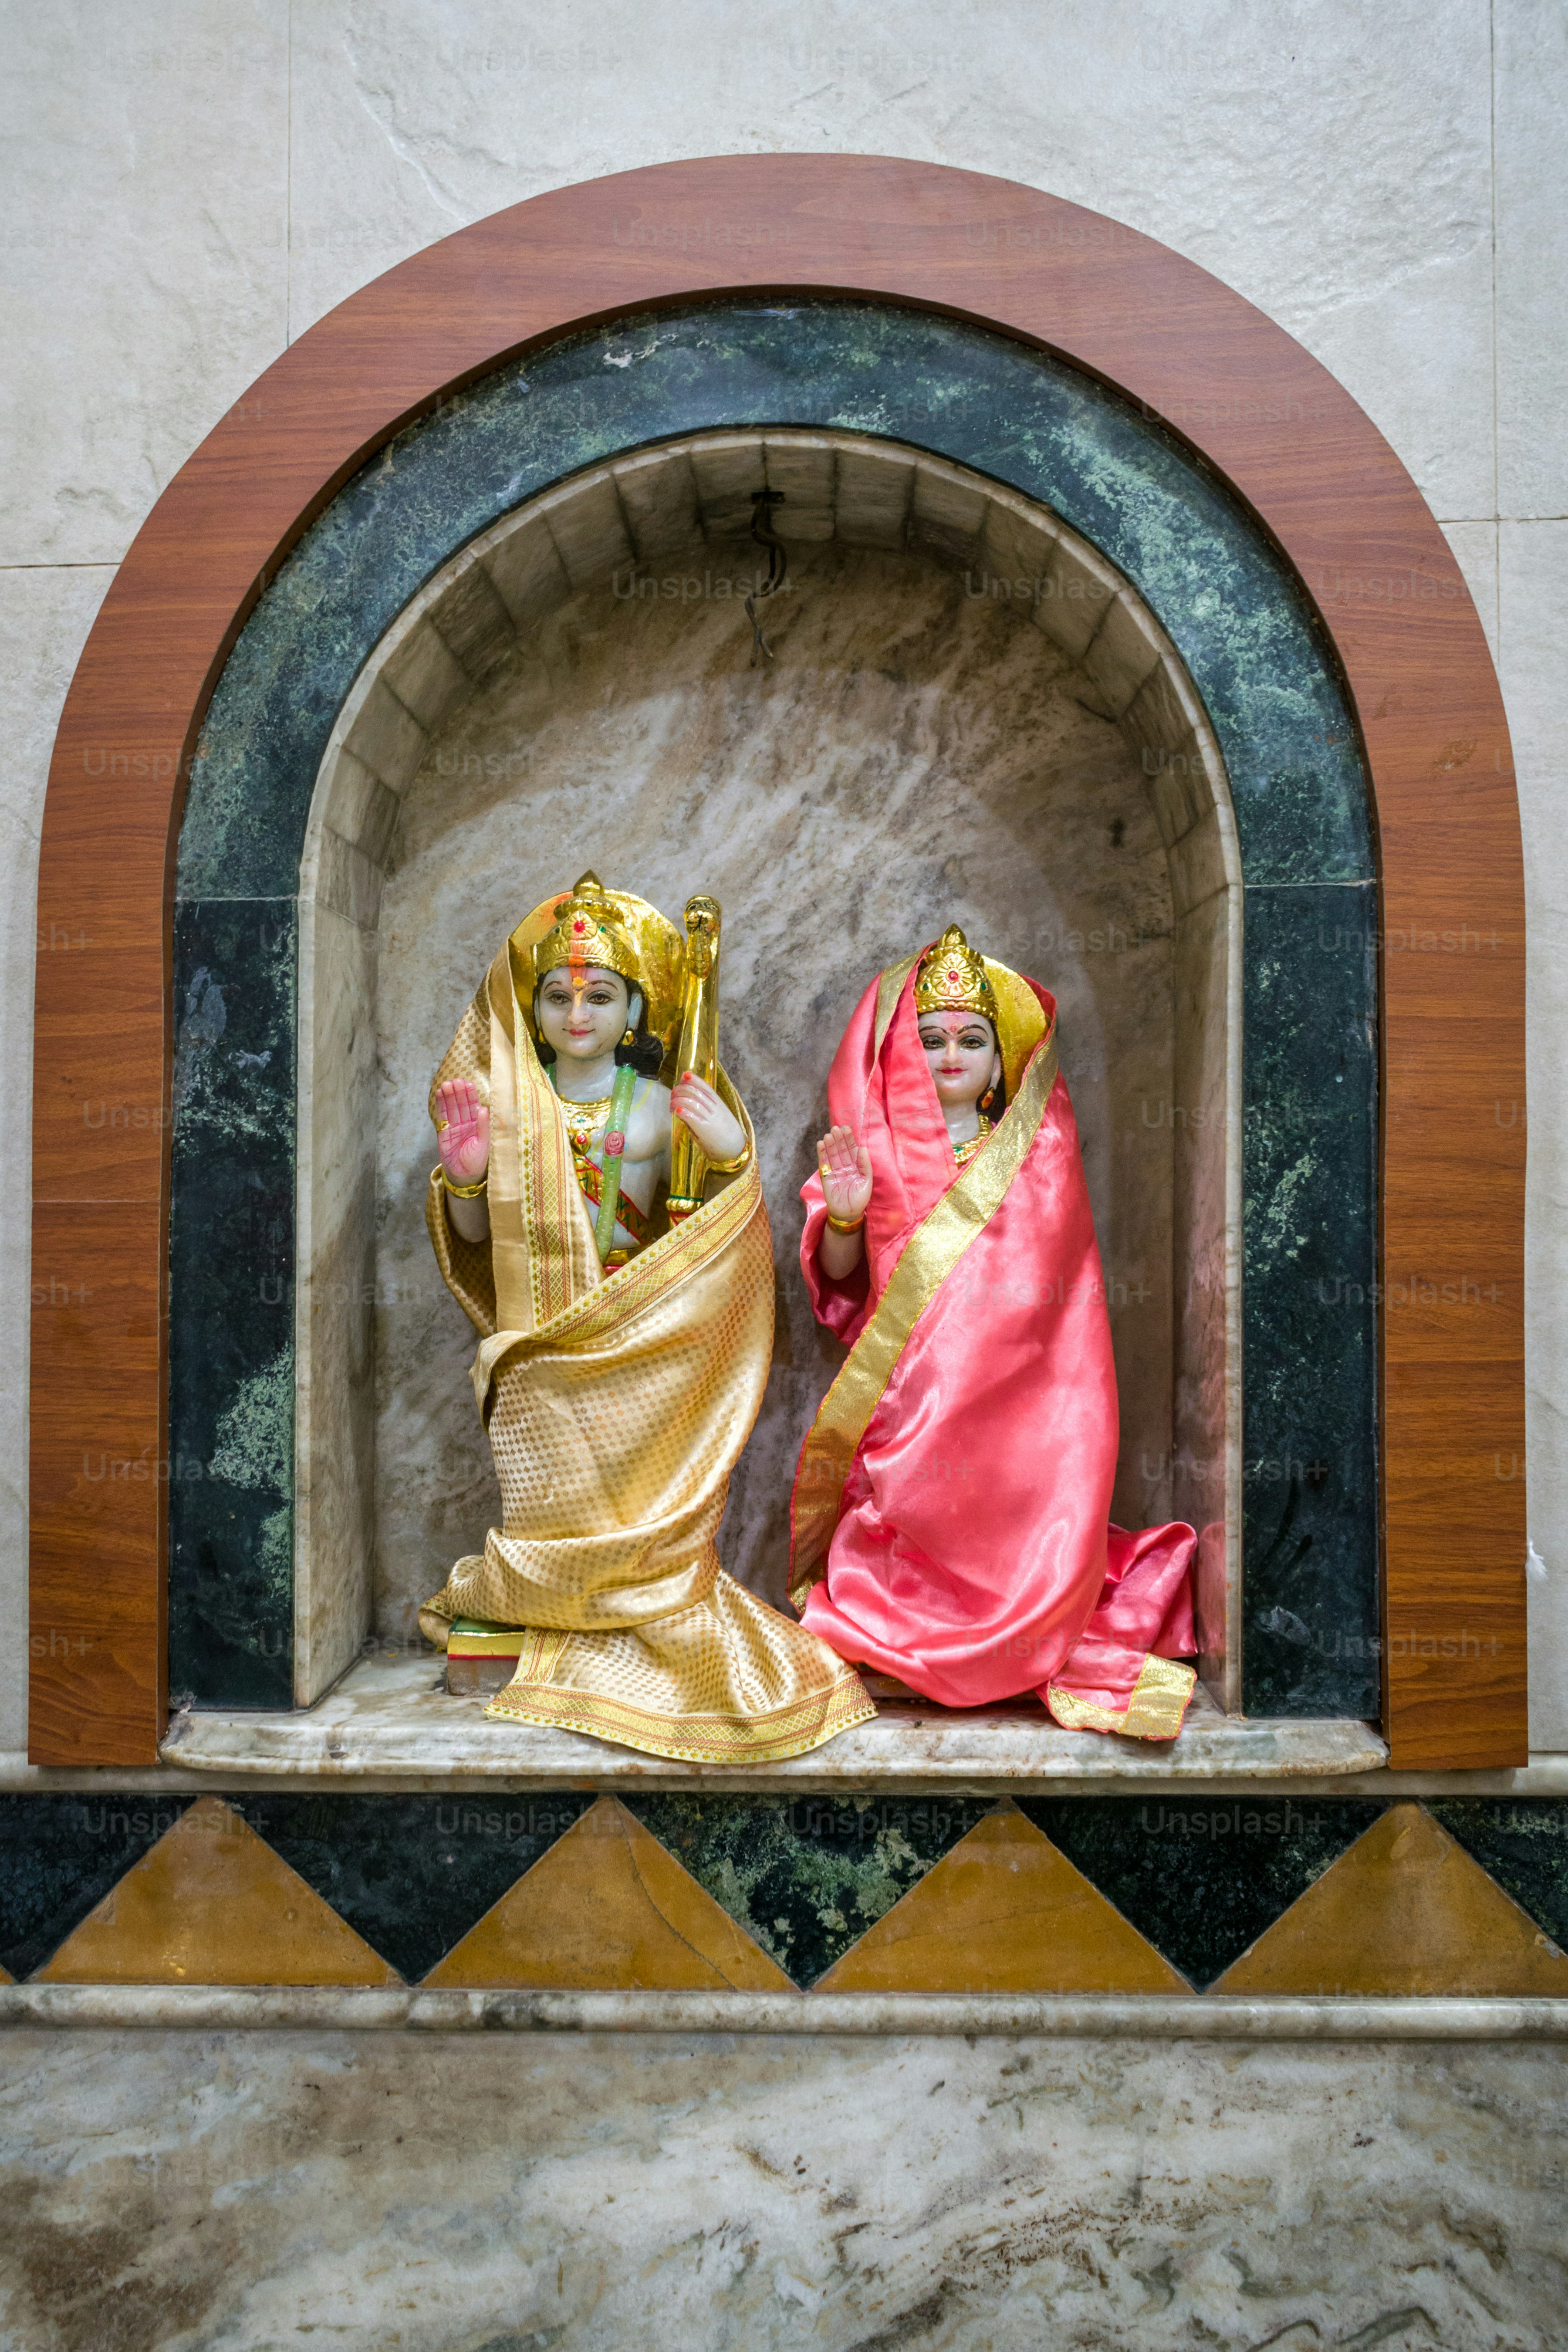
top-left (980, 957), bottom-right (1051, 1101)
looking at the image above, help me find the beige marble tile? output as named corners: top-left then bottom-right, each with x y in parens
top-left (910, 458), bottom-right (988, 567)
top-left (1035, 528), bottom-right (1122, 662)
top-left (318, 754), bottom-right (400, 869)
top-left (343, 676), bottom-right (428, 797)
top-left (1083, 590), bottom-right (1165, 718)
top-left (1173, 889), bottom-right (1241, 1708)
top-left (380, 619), bottom-right (472, 736)
top-left (977, 498), bottom-right (1055, 598)
top-left (422, 546), bottom-right (516, 684)
top-left (832, 442), bottom-right (915, 550)
top-left (4, 4), bottom-right (287, 564)
top-left (539, 468), bottom-right (634, 593)
top-left (480, 508), bottom-right (571, 636)
top-left (294, 899), bottom-right (379, 1705)
top-left (761, 435), bottom-right (836, 541)
top-left (613, 445), bottom-right (703, 564)
top-left (1497, 0), bottom-right (1568, 516)
top-left (1123, 656), bottom-right (1212, 770)
top-left (1501, 520), bottom-right (1568, 1747)
top-left (688, 433), bottom-right (769, 537)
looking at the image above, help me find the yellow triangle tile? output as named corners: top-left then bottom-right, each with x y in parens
top-left (34, 1796), bottom-right (397, 1986)
top-left (1213, 1802), bottom-right (1568, 1995)
top-left (815, 1809), bottom-right (1189, 1993)
top-left (424, 1794), bottom-right (794, 1990)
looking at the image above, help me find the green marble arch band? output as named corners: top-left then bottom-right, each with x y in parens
top-left (169, 300), bottom-right (1376, 1713)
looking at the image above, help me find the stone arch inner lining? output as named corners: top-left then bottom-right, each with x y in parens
top-left (295, 428), bottom-right (1243, 1710)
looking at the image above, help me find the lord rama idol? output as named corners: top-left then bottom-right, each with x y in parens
top-left (790, 926), bottom-right (1199, 1738)
top-left (420, 871), bottom-right (874, 1763)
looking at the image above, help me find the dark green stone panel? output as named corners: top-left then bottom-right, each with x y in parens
top-left (231, 1790), bottom-right (593, 1983)
top-left (168, 900), bottom-right (297, 1707)
top-left (1021, 1794), bottom-right (1386, 1990)
top-left (624, 1791), bottom-right (993, 1987)
top-left (172, 298), bottom-right (1377, 1710)
top-left (180, 302), bottom-right (1369, 902)
top-left (1430, 1800), bottom-right (1568, 1952)
top-left (0, 1793), bottom-right (197, 1979)
top-left (1242, 882), bottom-right (1379, 1716)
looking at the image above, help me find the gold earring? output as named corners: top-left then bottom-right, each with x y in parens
top-left (621, 1025), bottom-right (636, 1047)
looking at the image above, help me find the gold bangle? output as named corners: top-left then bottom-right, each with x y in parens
top-left (441, 1167), bottom-right (488, 1199)
top-left (703, 1142), bottom-right (750, 1175)
top-left (825, 1208), bottom-right (865, 1236)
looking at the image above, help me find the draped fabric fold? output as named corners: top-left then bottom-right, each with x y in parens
top-left (789, 960), bottom-right (1197, 1739)
top-left (422, 949), bottom-right (873, 1764)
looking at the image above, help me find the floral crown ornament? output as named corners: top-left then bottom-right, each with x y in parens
top-left (533, 871), bottom-right (642, 991)
top-left (913, 925), bottom-right (999, 1021)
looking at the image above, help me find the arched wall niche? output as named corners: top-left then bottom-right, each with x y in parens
top-left (30, 156), bottom-right (1522, 1771)
top-left (294, 428), bottom-right (1244, 1710)
top-left (166, 297), bottom-right (1378, 1734)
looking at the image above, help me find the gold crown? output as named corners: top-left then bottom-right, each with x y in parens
top-left (914, 925), bottom-right (998, 1020)
top-left (533, 871), bottom-right (642, 990)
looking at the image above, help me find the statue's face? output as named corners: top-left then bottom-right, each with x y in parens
top-left (537, 966), bottom-right (632, 1063)
top-left (916, 1010), bottom-right (1000, 1111)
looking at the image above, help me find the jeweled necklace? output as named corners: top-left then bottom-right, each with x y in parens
top-left (952, 1112), bottom-right (994, 1168)
top-left (550, 1065), bottom-right (638, 1261)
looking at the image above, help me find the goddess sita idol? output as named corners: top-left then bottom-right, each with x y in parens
top-left (790, 925), bottom-right (1198, 1738)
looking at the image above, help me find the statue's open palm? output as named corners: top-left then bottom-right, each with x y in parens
top-left (436, 1078), bottom-right (490, 1184)
top-left (817, 1123), bottom-right (873, 1222)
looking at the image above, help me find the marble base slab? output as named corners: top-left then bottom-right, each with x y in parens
top-left (160, 1653), bottom-right (1386, 1788)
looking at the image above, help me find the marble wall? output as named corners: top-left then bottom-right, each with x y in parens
top-left (2, 2025), bottom-right (1564, 2349)
top-left (182, 300), bottom-right (1379, 1717)
top-left (372, 535), bottom-right (1183, 1640)
top-left (8, 10), bottom-right (1568, 2334)
top-left (4, 0), bottom-right (1563, 1755)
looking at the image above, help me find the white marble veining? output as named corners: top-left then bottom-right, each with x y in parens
top-left (292, 434), bottom-right (1240, 1670)
top-left (370, 532), bottom-right (1187, 1632)
top-left (159, 1652), bottom-right (1385, 1785)
top-left (6, 1986), bottom-right (1567, 2039)
top-left (1, 2022), bottom-right (1561, 2349)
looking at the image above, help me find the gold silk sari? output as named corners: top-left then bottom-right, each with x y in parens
top-left (419, 940), bottom-right (873, 1763)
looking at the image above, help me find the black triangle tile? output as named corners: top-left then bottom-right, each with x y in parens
top-left (0, 1793), bottom-right (199, 1979)
top-left (1429, 1799), bottom-right (1568, 1950)
top-left (228, 1791), bottom-right (594, 1983)
top-left (1018, 1794), bottom-right (1386, 1989)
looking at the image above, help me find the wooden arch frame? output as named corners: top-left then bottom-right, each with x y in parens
top-left (31, 154), bottom-right (1524, 1769)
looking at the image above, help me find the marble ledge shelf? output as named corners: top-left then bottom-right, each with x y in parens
top-left (4, 1987), bottom-right (1568, 2041)
top-left (152, 1652), bottom-right (1387, 1789)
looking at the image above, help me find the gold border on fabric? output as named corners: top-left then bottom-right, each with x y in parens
top-left (445, 1628), bottom-right (527, 1657)
top-left (483, 1665), bottom-right (876, 1763)
top-left (872, 951), bottom-right (922, 1058)
top-left (789, 1025), bottom-right (1059, 1603)
top-left (467, 1129), bottom-right (764, 1429)
top-left (1045, 1652), bottom-right (1196, 1740)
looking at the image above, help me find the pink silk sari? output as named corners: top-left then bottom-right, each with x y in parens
top-left (789, 961), bottom-right (1197, 1738)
